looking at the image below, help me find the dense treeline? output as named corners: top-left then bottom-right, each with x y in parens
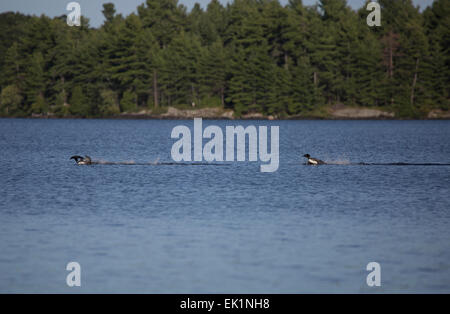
top-left (0, 0), bottom-right (448, 118)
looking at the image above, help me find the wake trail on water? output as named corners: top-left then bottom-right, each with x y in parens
top-left (89, 160), bottom-right (229, 166)
top-left (320, 161), bottom-right (450, 166)
top-left (355, 162), bottom-right (450, 166)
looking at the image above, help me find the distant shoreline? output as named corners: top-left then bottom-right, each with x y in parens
top-left (4, 116), bottom-right (450, 121)
top-left (4, 105), bottom-right (448, 120)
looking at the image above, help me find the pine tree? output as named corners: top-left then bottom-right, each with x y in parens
top-left (261, 0), bottom-right (291, 69)
top-left (378, 0), bottom-right (430, 117)
top-left (198, 39), bottom-right (228, 107)
top-left (137, 0), bottom-right (186, 49)
top-left (307, 9), bottom-right (338, 105)
top-left (423, 0), bottom-right (450, 110)
top-left (1, 42), bottom-right (21, 87)
top-left (102, 3), bottom-right (116, 24)
top-left (204, 0), bottom-right (227, 42)
top-left (159, 31), bottom-right (203, 106)
top-left (0, 12), bottom-right (30, 88)
top-left (108, 14), bottom-right (145, 95)
top-left (134, 28), bottom-right (160, 108)
top-left (23, 51), bottom-right (46, 110)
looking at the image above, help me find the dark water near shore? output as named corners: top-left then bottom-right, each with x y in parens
top-left (0, 119), bottom-right (449, 293)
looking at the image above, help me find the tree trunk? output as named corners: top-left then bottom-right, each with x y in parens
top-left (221, 87), bottom-right (225, 107)
top-left (410, 58), bottom-right (420, 106)
top-left (153, 70), bottom-right (159, 108)
top-left (389, 33), bottom-right (394, 78)
top-left (313, 72), bottom-right (317, 86)
top-left (61, 76), bottom-right (67, 104)
top-left (390, 40), bottom-right (394, 106)
top-left (284, 52), bottom-right (289, 70)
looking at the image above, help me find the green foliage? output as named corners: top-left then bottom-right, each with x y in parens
top-left (0, 12), bottom-right (30, 88)
top-left (198, 40), bottom-right (228, 107)
top-left (0, 0), bottom-right (447, 118)
top-left (99, 89), bottom-right (120, 116)
top-left (120, 90), bottom-right (137, 112)
top-left (151, 106), bottom-right (168, 115)
top-left (23, 51), bottom-right (46, 106)
top-left (53, 90), bottom-right (70, 117)
top-left (102, 3), bottom-right (116, 24)
top-left (0, 85), bottom-right (22, 116)
top-left (423, 0), bottom-right (450, 110)
top-left (200, 95), bottom-right (222, 108)
top-left (69, 86), bottom-right (90, 117)
top-left (31, 94), bottom-right (48, 114)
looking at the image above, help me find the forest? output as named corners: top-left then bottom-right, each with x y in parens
top-left (0, 0), bottom-right (448, 118)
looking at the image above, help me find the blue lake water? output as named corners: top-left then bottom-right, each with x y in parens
top-left (0, 118), bottom-right (449, 293)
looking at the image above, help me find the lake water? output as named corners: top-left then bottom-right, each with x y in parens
top-left (0, 119), bottom-right (449, 293)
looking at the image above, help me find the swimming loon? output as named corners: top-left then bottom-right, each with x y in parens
top-left (70, 155), bottom-right (92, 165)
top-left (303, 154), bottom-right (326, 165)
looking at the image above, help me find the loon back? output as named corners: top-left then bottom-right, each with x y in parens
top-left (303, 154), bottom-right (326, 165)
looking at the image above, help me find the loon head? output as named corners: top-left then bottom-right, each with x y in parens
top-left (70, 155), bottom-right (83, 162)
top-left (303, 154), bottom-right (311, 159)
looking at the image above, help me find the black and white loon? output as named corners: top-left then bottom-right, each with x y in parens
top-left (303, 154), bottom-right (326, 165)
top-left (70, 155), bottom-right (92, 165)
